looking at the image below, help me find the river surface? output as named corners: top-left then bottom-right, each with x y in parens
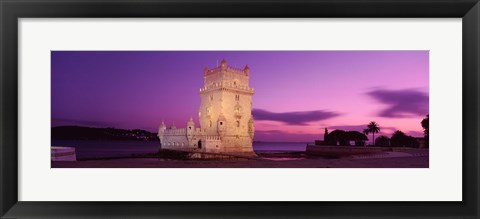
top-left (52, 140), bottom-right (308, 159)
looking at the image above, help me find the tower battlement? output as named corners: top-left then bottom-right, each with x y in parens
top-left (203, 59), bottom-right (250, 77)
top-left (204, 66), bottom-right (249, 76)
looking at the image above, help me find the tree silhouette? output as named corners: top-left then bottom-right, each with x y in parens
top-left (391, 130), bottom-right (419, 147)
top-left (327, 129), bottom-right (368, 146)
top-left (328, 130), bottom-right (348, 146)
top-left (391, 130), bottom-right (407, 147)
top-left (347, 131), bottom-right (368, 146)
top-left (366, 121), bottom-right (380, 146)
top-left (362, 129), bottom-right (369, 147)
top-left (375, 135), bottom-right (390, 147)
top-left (363, 129), bottom-right (369, 136)
top-left (421, 114), bottom-right (429, 148)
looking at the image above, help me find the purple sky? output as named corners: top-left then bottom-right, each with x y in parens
top-left (51, 51), bottom-right (429, 142)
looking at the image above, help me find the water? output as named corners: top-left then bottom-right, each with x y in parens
top-left (52, 140), bottom-right (308, 160)
top-left (252, 141), bottom-right (308, 153)
top-left (52, 140), bottom-right (160, 160)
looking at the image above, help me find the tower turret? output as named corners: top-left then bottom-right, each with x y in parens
top-left (170, 122), bottom-right (176, 129)
top-left (220, 59), bottom-right (227, 69)
top-left (203, 66), bottom-right (209, 76)
top-left (158, 121), bottom-right (167, 148)
top-left (187, 116), bottom-right (195, 142)
top-left (158, 121), bottom-right (167, 135)
top-left (244, 65), bottom-right (250, 76)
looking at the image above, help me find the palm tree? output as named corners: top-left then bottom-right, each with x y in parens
top-left (366, 121), bottom-right (380, 146)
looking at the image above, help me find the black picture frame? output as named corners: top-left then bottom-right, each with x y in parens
top-left (1, 0), bottom-right (479, 218)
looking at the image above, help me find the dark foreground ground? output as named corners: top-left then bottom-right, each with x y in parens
top-left (52, 151), bottom-right (429, 168)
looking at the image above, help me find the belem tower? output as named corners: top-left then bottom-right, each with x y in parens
top-left (158, 59), bottom-right (256, 156)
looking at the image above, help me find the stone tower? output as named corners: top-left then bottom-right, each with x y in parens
top-left (198, 59), bottom-right (255, 153)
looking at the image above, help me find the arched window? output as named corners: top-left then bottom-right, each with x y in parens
top-left (236, 121), bottom-right (240, 127)
top-left (209, 120), bottom-right (212, 127)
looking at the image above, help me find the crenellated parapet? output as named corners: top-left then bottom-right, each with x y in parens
top-left (199, 81), bottom-right (254, 94)
top-left (204, 60), bottom-right (250, 77)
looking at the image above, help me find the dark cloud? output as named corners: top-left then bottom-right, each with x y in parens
top-left (252, 109), bottom-right (340, 125)
top-left (366, 89), bottom-right (428, 118)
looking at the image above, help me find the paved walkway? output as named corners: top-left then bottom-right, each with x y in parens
top-left (352, 151), bottom-right (429, 159)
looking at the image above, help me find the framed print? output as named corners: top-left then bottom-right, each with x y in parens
top-left (49, 50), bottom-right (430, 168)
top-left (1, 0), bottom-right (479, 218)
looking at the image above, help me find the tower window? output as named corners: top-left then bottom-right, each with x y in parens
top-left (235, 94), bottom-right (240, 101)
top-left (236, 121), bottom-right (240, 127)
top-left (210, 95), bottom-right (213, 101)
top-left (220, 122), bottom-right (223, 125)
top-left (209, 120), bottom-right (212, 127)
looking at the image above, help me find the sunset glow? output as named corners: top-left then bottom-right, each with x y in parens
top-left (51, 51), bottom-right (429, 142)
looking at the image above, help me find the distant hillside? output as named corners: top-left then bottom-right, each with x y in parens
top-left (52, 126), bottom-right (159, 141)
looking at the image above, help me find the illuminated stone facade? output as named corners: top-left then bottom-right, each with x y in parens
top-left (158, 60), bottom-right (255, 156)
